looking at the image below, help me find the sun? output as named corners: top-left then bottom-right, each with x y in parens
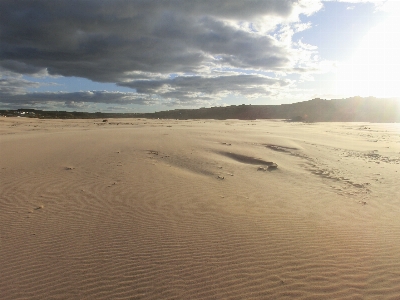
top-left (336, 5), bottom-right (400, 98)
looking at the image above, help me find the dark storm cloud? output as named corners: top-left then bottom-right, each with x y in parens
top-left (0, 0), bottom-right (300, 81)
top-left (0, 0), bottom-right (322, 106)
top-left (1, 60), bottom-right (46, 75)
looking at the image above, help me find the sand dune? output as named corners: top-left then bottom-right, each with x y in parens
top-left (1, 117), bottom-right (400, 299)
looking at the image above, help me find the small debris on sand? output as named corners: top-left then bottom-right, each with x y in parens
top-left (267, 164), bottom-right (278, 170)
top-left (148, 150), bottom-right (159, 155)
top-left (258, 163), bottom-right (278, 171)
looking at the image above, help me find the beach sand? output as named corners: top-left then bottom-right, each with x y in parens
top-left (1, 117), bottom-right (400, 299)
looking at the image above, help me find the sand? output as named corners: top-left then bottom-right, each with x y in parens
top-left (1, 117), bottom-right (400, 299)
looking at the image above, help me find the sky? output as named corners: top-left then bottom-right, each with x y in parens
top-left (0, 0), bottom-right (399, 112)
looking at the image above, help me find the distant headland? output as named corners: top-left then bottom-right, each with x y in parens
top-left (1, 97), bottom-right (399, 122)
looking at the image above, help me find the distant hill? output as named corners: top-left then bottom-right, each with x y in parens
top-left (2, 97), bottom-right (399, 122)
top-left (147, 97), bottom-right (400, 122)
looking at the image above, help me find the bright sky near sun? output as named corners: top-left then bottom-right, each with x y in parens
top-left (335, 1), bottom-right (400, 98)
top-left (0, 0), bottom-right (399, 112)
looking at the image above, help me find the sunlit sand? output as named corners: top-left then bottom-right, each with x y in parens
top-left (1, 117), bottom-right (400, 299)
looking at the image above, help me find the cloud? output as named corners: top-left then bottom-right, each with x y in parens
top-left (0, 74), bottom-right (41, 95)
top-left (126, 73), bottom-right (298, 107)
top-left (120, 74), bottom-right (290, 100)
top-left (0, 60), bottom-right (48, 76)
top-left (0, 91), bottom-right (159, 107)
top-left (0, 0), bottom-right (324, 107)
top-left (0, 0), bottom-right (322, 78)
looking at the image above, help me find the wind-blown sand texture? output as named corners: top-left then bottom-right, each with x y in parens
top-left (1, 117), bottom-right (400, 299)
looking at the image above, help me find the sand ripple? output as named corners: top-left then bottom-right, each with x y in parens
top-left (1, 119), bottom-right (400, 299)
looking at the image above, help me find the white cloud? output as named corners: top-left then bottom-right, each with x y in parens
top-left (0, 70), bottom-right (41, 95)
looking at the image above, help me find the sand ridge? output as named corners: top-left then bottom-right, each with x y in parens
top-left (1, 118), bottom-right (400, 299)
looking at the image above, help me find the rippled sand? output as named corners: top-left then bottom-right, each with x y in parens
top-left (1, 117), bottom-right (400, 299)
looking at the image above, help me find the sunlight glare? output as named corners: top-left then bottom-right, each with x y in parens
top-left (336, 3), bottom-right (400, 98)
